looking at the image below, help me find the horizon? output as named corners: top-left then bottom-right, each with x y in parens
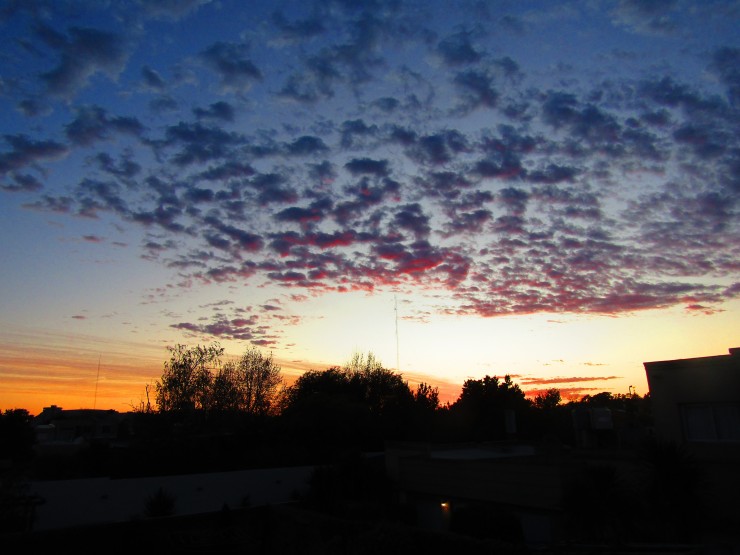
top-left (1, 1), bottom-right (738, 415)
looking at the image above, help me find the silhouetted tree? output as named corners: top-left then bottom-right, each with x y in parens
top-left (414, 382), bottom-right (439, 412)
top-left (0, 409), bottom-right (34, 462)
top-left (209, 361), bottom-right (241, 413)
top-left (281, 367), bottom-right (370, 446)
top-left (580, 391), bottom-right (613, 405)
top-left (533, 388), bottom-right (561, 410)
top-left (155, 343), bottom-right (223, 412)
top-left (281, 353), bottom-right (415, 446)
top-left (450, 374), bottom-right (530, 440)
top-left (230, 347), bottom-right (283, 416)
top-left (344, 352), bottom-right (414, 422)
top-left (409, 382), bottom-right (440, 440)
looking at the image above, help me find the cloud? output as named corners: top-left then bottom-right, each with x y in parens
top-left (0, 134), bottom-right (69, 175)
top-left (65, 106), bottom-right (144, 146)
top-left (171, 310), bottom-right (277, 344)
top-left (521, 375), bottom-right (619, 385)
top-left (92, 152), bottom-right (141, 179)
top-left (340, 119), bottom-right (379, 149)
top-left (284, 135), bottom-right (329, 156)
top-left (200, 41), bottom-right (262, 92)
top-left (405, 130), bottom-right (469, 166)
top-left (453, 69), bottom-right (499, 111)
top-left (162, 121), bottom-right (242, 166)
top-left (138, 0), bottom-right (212, 20)
top-left (36, 24), bottom-right (129, 98)
top-left (271, 10), bottom-right (326, 42)
top-left (16, 98), bottom-right (51, 117)
top-left (436, 30), bottom-right (483, 66)
top-left (2, 1), bottom-right (739, 327)
top-left (1, 173), bottom-right (43, 192)
top-left (344, 157), bottom-right (389, 177)
top-left (709, 47), bottom-right (740, 107)
top-left (193, 101), bottom-right (235, 122)
top-left (393, 203), bottom-right (431, 239)
top-left (611, 0), bottom-right (679, 35)
top-left (141, 65), bottom-right (166, 90)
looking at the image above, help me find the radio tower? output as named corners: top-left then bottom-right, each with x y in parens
top-left (93, 353), bottom-right (101, 410)
top-left (394, 295), bottom-right (400, 372)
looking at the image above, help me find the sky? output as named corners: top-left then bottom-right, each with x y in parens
top-left (0, 0), bottom-right (738, 415)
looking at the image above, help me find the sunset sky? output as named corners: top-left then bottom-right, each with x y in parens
top-left (1, 0), bottom-right (738, 415)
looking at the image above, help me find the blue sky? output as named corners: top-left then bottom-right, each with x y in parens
top-left (0, 0), bottom-right (738, 411)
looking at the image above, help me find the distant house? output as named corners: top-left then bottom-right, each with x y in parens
top-left (33, 405), bottom-right (124, 455)
top-left (644, 348), bottom-right (740, 447)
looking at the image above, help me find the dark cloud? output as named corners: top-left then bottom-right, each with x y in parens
top-left (36, 24), bottom-right (129, 98)
top-left (16, 98), bottom-right (51, 117)
top-left (527, 163), bottom-right (578, 184)
top-left (271, 10), bottom-right (326, 41)
top-left (442, 208), bottom-right (492, 237)
top-left (149, 95), bottom-right (178, 113)
top-left (200, 41), bottom-right (262, 92)
top-left (307, 160), bottom-right (336, 185)
top-left (139, 0), bottom-right (212, 20)
top-left (163, 121), bottom-right (242, 166)
top-left (498, 15), bottom-right (525, 34)
top-left (474, 153), bottom-right (523, 180)
top-left (65, 106), bottom-right (144, 146)
top-left (453, 69), bottom-right (498, 111)
top-left (141, 65), bottom-right (166, 90)
top-left (193, 101), bottom-right (235, 122)
top-left (371, 96), bottom-right (400, 112)
top-left (171, 310), bottom-right (276, 343)
top-left (199, 161), bottom-right (255, 181)
top-left (275, 197), bottom-right (333, 226)
top-left (284, 135), bottom-right (329, 156)
top-left (249, 172), bottom-right (298, 205)
top-left (76, 178), bottom-right (130, 218)
top-left (340, 119), bottom-right (379, 149)
top-left (344, 157), bottom-right (389, 177)
top-left (709, 47), bottom-right (740, 107)
top-left (415, 170), bottom-right (473, 199)
top-left (498, 187), bottom-right (529, 214)
top-left (1, 173), bottom-right (43, 192)
top-left (393, 203), bottom-right (431, 239)
top-left (22, 194), bottom-right (74, 214)
top-left (0, 134), bottom-right (68, 175)
top-left (405, 131), bottom-right (469, 166)
top-left (436, 30), bottom-right (483, 66)
top-left (612, 0), bottom-right (679, 35)
top-left (92, 152), bottom-right (141, 179)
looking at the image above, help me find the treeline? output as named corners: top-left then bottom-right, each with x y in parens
top-left (2, 344), bottom-right (651, 479)
top-left (129, 344), bottom-right (650, 452)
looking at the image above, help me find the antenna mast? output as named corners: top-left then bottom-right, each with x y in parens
top-left (394, 295), bottom-right (400, 372)
top-left (93, 353), bottom-right (101, 410)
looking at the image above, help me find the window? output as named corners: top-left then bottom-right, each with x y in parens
top-left (680, 403), bottom-right (740, 442)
